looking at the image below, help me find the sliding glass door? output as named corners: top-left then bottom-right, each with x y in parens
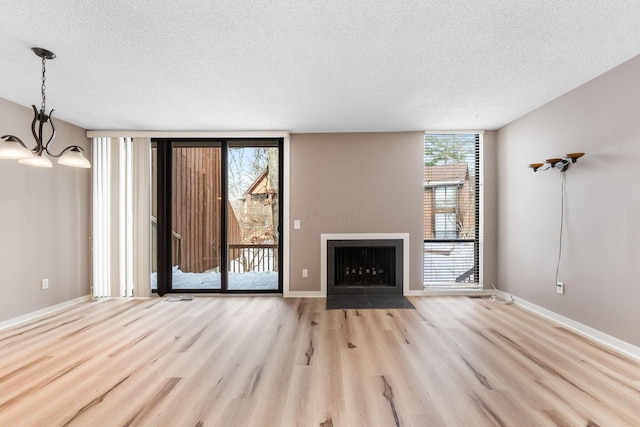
top-left (227, 143), bottom-right (280, 291)
top-left (153, 139), bottom-right (282, 294)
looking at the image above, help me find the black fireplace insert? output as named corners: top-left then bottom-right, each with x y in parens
top-left (327, 239), bottom-right (403, 295)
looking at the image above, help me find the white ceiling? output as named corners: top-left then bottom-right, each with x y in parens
top-left (1, 1), bottom-right (640, 133)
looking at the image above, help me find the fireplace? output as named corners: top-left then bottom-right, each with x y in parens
top-left (327, 239), bottom-right (403, 295)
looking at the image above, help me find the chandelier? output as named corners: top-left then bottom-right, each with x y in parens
top-left (0, 47), bottom-right (90, 168)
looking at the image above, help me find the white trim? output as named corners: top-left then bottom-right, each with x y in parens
top-left (284, 291), bottom-right (325, 298)
top-left (320, 233), bottom-right (410, 296)
top-left (0, 295), bottom-right (91, 331)
top-left (86, 130), bottom-right (290, 139)
top-left (424, 180), bottom-right (464, 187)
top-left (421, 288), bottom-right (491, 296)
top-left (503, 292), bottom-right (640, 362)
top-left (424, 130), bottom-right (485, 135)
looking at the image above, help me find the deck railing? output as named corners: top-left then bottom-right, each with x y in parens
top-left (228, 244), bottom-right (278, 273)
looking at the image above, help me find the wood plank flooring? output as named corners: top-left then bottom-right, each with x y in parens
top-left (0, 296), bottom-right (639, 426)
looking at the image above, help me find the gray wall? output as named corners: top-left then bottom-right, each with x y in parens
top-left (289, 132), bottom-right (425, 292)
top-left (496, 55), bottom-right (640, 347)
top-left (0, 98), bottom-right (91, 322)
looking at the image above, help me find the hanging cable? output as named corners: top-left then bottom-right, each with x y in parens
top-left (555, 171), bottom-right (566, 284)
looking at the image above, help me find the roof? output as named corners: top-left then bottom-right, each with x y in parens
top-left (424, 163), bottom-right (469, 187)
top-left (244, 169), bottom-right (274, 196)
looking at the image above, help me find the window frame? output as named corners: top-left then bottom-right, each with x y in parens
top-left (423, 133), bottom-right (481, 289)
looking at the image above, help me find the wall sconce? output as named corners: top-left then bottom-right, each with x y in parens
top-left (529, 152), bottom-right (584, 172)
top-left (0, 47), bottom-right (90, 168)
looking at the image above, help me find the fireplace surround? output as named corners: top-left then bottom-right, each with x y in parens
top-left (321, 233), bottom-right (410, 296)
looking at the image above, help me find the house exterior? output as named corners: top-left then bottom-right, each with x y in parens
top-left (423, 162), bottom-right (475, 240)
top-left (238, 168), bottom-right (278, 245)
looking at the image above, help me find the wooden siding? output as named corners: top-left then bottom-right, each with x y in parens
top-left (171, 147), bottom-right (242, 273)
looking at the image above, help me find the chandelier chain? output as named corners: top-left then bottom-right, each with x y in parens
top-left (41, 55), bottom-right (46, 113)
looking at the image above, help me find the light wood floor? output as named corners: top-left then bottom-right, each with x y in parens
top-left (1, 296), bottom-right (639, 426)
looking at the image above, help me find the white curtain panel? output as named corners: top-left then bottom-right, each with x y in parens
top-left (92, 137), bottom-right (151, 297)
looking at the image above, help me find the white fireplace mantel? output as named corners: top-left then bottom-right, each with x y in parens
top-left (321, 233), bottom-right (410, 297)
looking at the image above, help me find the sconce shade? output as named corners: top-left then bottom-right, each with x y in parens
top-left (529, 152), bottom-right (584, 173)
top-left (58, 147), bottom-right (91, 168)
top-left (565, 152), bottom-right (585, 162)
top-left (18, 154), bottom-right (53, 168)
top-left (0, 136), bottom-right (35, 159)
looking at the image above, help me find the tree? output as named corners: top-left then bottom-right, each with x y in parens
top-left (266, 147), bottom-right (279, 243)
top-left (227, 147), bottom-right (268, 200)
top-left (424, 134), bottom-right (471, 166)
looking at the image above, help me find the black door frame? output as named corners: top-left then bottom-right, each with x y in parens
top-left (154, 137), bottom-right (284, 295)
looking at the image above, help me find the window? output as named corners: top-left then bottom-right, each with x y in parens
top-left (434, 185), bottom-right (458, 239)
top-left (435, 186), bottom-right (457, 209)
top-left (424, 133), bottom-right (480, 288)
top-left (435, 212), bottom-right (457, 239)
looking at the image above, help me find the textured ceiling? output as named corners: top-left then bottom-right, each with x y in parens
top-left (1, 1), bottom-right (640, 133)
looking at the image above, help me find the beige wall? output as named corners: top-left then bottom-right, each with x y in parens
top-left (0, 98), bottom-right (91, 322)
top-left (496, 55), bottom-right (640, 347)
top-left (482, 130), bottom-right (498, 288)
top-left (289, 132), bottom-right (425, 292)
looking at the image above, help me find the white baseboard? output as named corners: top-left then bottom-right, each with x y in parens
top-left (284, 291), bottom-right (325, 298)
top-left (420, 288), bottom-right (491, 297)
top-left (0, 295), bottom-right (91, 331)
top-left (404, 290), bottom-right (425, 296)
top-left (502, 292), bottom-right (640, 362)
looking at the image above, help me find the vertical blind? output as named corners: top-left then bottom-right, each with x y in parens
top-left (423, 133), bottom-right (480, 286)
top-left (92, 137), bottom-right (151, 297)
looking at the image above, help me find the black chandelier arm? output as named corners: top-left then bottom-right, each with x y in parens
top-left (30, 105), bottom-right (58, 156)
top-left (44, 109), bottom-right (57, 152)
top-left (30, 105), bottom-right (41, 153)
top-left (46, 144), bottom-right (85, 159)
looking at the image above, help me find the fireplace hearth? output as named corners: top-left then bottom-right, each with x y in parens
top-left (327, 239), bottom-right (403, 296)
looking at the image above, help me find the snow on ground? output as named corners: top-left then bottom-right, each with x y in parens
top-left (151, 268), bottom-right (279, 290)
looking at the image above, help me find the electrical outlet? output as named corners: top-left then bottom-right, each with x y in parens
top-left (556, 281), bottom-right (564, 295)
top-left (302, 269), bottom-right (308, 278)
top-left (41, 278), bottom-right (49, 290)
